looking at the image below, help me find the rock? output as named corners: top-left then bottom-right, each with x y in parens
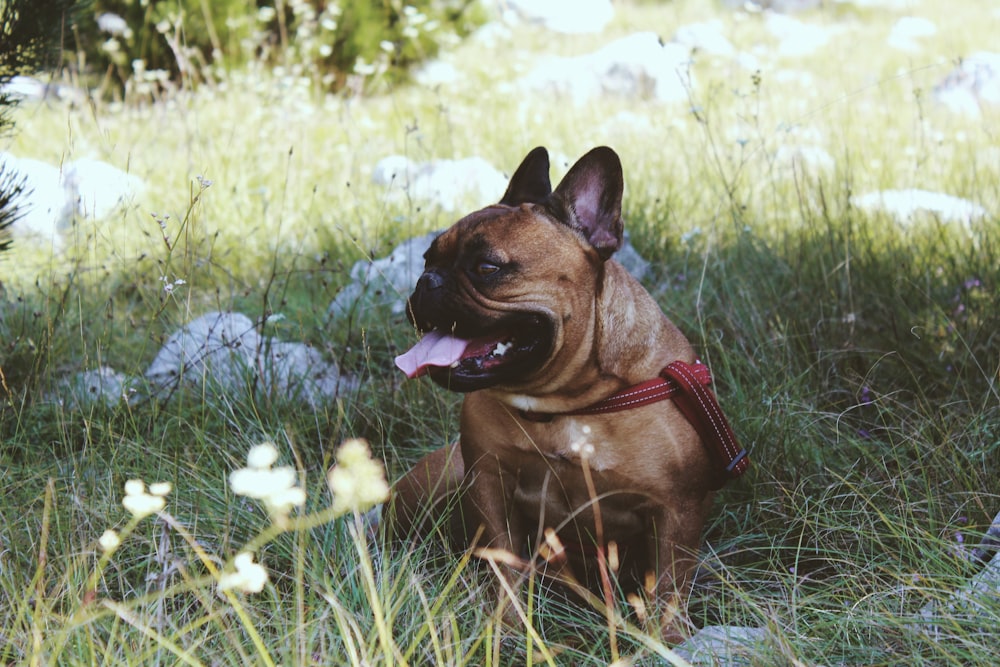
top-left (721, 0), bottom-right (822, 10)
top-left (258, 339), bottom-right (351, 406)
top-left (774, 143), bottom-right (835, 172)
top-left (674, 20), bottom-right (736, 57)
top-left (0, 153), bottom-right (146, 245)
top-left (471, 21), bottom-right (512, 47)
top-left (329, 231), bottom-right (650, 321)
top-left (917, 547), bottom-right (1000, 640)
top-left (328, 231), bottom-right (438, 320)
top-left (65, 158), bottom-right (146, 220)
top-left (887, 17), bottom-right (937, 52)
top-left (765, 13), bottom-right (833, 57)
top-left (521, 32), bottom-right (694, 105)
top-left (413, 60), bottom-right (460, 87)
top-left (851, 189), bottom-right (987, 226)
top-left (771, 126), bottom-right (835, 173)
top-left (499, 0), bottom-right (613, 34)
top-left (933, 52), bottom-right (1000, 117)
top-left (1, 75), bottom-right (50, 101)
top-left (371, 155), bottom-right (507, 212)
top-left (146, 311), bottom-right (260, 399)
top-left (145, 311), bottom-right (352, 406)
top-left (58, 366), bottom-right (133, 408)
top-left (674, 625), bottom-right (769, 665)
top-left (0, 153), bottom-right (75, 243)
top-left (852, 189), bottom-right (988, 225)
top-left (833, 0), bottom-right (913, 8)
top-left (614, 233), bottom-right (651, 282)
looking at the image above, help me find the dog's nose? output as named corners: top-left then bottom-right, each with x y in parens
top-left (417, 270), bottom-right (445, 291)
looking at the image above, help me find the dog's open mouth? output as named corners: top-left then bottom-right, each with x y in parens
top-left (395, 318), bottom-right (549, 390)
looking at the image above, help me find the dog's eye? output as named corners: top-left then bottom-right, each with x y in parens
top-left (475, 262), bottom-right (500, 276)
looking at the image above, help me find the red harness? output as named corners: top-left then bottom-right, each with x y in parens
top-left (520, 360), bottom-right (749, 487)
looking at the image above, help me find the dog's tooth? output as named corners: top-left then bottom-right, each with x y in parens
top-left (493, 341), bottom-right (513, 357)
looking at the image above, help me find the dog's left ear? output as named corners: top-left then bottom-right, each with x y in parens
top-left (499, 146), bottom-right (552, 206)
top-left (549, 146), bottom-right (624, 260)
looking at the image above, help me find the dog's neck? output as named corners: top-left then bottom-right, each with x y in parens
top-left (494, 260), bottom-right (694, 414)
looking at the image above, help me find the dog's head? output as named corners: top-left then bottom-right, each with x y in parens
top-left (395, 146), bottom-right (625, 392)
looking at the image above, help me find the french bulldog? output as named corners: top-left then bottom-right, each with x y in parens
top-left (389, 146), bottom-right (747, 642)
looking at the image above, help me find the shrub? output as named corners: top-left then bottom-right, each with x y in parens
top-left (73, 0), bottom-right (256, 96)
top-left (69, 0), bottom-right (487, 98)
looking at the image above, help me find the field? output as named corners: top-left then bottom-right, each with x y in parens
top-left (2, 1), bottom-right (999, 664)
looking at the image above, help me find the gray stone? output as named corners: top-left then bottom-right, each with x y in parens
top-left (933, 52), bottom-right (1000, 117)
top-left (771, 126), bottom-right (835, 173)
top-left (258, 339), bottom-right (353, 407)
top-left (371, 155), bottom-right (507, 212)
top-left (721, 0), bottom-right (822, 10)
top-left (0, 75), bottom-right (50, 101)
top-left (65, 157), bottom-right (146, 220)
top-left (328, 231), bottom-right (438, 320)
top-left (674, 625), bottom-right (769, 665)
top-left (0, 153), bottom-right (146, 245)
top-left (765, 13), bottom-right (835, 57)
top-left (674, 20), bottom-right (736, 57)
top-left (887, 17), bottom-right (937, 53)
top-left (413, 60), bottom-right (460, 87)
top-left (0, 75), bottom-right (82, 104)
top-left (58, 366), bottom-right (133, 408)
top-left (521, 32), bottom-right (694, 105)
top-left (329, 231), bottom-right (650, 322)
top-left (0, 153), bottom-right (75, 243)
top-left (499, 0), bottom-right (613, 34)
top-left (145, 311), bottom-right (352, 406)
top-left (851, 189), bottom-right (988, 226)
top-left (145, 311), bottom-right (260, 399)
top-left (917, 548), bottom-right (1000, 640)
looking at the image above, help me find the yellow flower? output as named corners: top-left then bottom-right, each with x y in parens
top-left (327, 438), bottom-right (389, 514)
top-left (218, 552), bottom-right (268, 593)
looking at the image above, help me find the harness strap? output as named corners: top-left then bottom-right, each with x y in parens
top-left (519, 360), bottom-right (749, 486)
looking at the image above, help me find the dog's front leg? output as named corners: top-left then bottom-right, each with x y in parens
top-left (650, 500), bottom-right (708, 644)
top-left (462, 447), bottom-right (530, 623)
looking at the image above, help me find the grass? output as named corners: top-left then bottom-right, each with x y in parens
top-left (1, 0), bottom-right (999, 664)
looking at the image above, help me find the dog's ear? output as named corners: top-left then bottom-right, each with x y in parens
top-left (549, 146), bottom-right (624, 260)
top-left (499, 146), bottom-right (552, 206)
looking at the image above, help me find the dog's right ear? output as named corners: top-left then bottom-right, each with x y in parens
top-left (499, 146), bottom-right (552, 206)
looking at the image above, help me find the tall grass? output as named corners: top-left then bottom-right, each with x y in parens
top-left (1, 1), bottom-right (999, 664)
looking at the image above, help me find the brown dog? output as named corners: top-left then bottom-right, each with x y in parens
top-left (389, 146), bottom-right (747, 641)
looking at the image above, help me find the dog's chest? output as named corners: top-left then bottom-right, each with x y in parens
top-left (530, 417), bottom-right (623, 470)
top-left (503, 418), bottom-right (655, 535)
top-left (509, 448), bottom-right (651, 542)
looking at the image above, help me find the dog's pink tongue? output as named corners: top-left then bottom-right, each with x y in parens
top-left (394, 331), bottom-right (469, 379)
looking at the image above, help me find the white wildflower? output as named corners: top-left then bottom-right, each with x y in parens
top-left (327, 438), bottom-right (389, 514)
top-left (122, 479), bottom-right (167, 519)
top-left (246, 441), bottom-right (280, 469)
top-left (230, 442), bottom-right (306, 521)
top-left (99, 529), bottom-right (121, 552)
top-left (219, 552), bottom-right (268, 593)
top-left (149, 482), bottom-right (172, 496)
